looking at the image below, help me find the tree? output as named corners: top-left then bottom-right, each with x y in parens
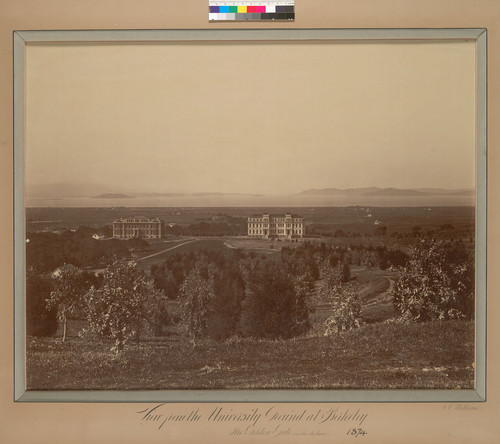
top-left (343, 249), bottom-right (361, 266)
top-left (322, 259), bottom-right (350, 290)
top-left (391, 241), bottom-right (474, 322)
top-left (84, 261), bottom-right (166, 352)
top-left (46, 264), bottom-right (91, 342)
top-left (322, 260), bottom-right (360, 335)
top-left (151, 266), bottom-right (179, 299)
top-left (241, 262), bottom-right (311, 339)
top-left (360, 250), bottom-right (380, 268)
top-left (180, 260), bottom-right (215, 342)
top-left (387, 249), bottom-right (410, 268)
top-left (179, 253), bottom-right (248, 342)
top-left (290, 273), bottom-right (314, 336)
top-left (208, 263), bottom-right (246, 340)
top-left (324, 286), bottom-right (361, 335)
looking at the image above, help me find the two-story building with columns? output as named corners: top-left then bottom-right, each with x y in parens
top-left (112, 216), bottom-right (163, 239)
top-left (248, 213), bottom-right (304, 239)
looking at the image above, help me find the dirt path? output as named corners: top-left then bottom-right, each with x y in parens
top-left (363, 278), bottom-right (394, 308)
top-left (135, 239), bottom-right (199, 262)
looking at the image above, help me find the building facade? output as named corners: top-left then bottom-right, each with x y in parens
top-left (248, 213), bottom-right (304, 239)
top-left (112, 216), bottom-right (163, 239)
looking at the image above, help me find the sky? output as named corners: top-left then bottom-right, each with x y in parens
top-left (25, 40), bottom-right (476, 196)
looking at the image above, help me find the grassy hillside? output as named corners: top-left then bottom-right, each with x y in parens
top-left (26, 320), bottom-right (474, 390)
top-left (24, 206), bottom-right (476, 392)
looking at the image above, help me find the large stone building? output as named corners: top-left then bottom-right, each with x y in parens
top-left (248, 213), bottom-right (304, 239)
top-left (112, 216), bottom-right (163, 239)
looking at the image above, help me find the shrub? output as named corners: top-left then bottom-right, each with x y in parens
top-left (322, 260), bottom-right (351, 289)
top-left (391, 241), bottom-right (474, 322)
top-left (324, 286), bottom-right (362, 334)
top-left (180, 260), bottom-right (216, 342)
top-left (360, 250), bottom-right (380, 268)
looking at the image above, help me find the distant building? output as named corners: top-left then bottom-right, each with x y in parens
top-left (112, 216), bottom-right (163, 239)
top-left (51, 267), bottom-right (62, 278)
top-left (248, 213), bottom-right (304, 239)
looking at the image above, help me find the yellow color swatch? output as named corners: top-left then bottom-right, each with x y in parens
top-left (237, 6), bottom-right (247, 13)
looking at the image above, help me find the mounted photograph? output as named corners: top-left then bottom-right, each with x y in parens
top-left (14, 29), bottom-right (486, 402)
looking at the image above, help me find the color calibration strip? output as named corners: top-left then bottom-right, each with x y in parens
top-left (209, 1), bottom-right (294, 21)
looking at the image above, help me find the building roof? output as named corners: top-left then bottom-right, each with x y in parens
top-left (113, 216), bottom-right (162, 223)
top-left (249, 213), bottom-right (303, 218)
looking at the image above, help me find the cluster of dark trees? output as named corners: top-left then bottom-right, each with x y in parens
top-left (27, 248), bottom-right (316, 349)
top-left (148, 242), bottom-right (412, 341)
top-left (151, 247), bottom-right (317, 340)
top-left (280, 242), bottom-right (409, 271)
top-left (307, 224), bottom-right (390, 237)
top-left (390, 226), bottom-right (474, 243)
top-left (307, 223), bottom-right (474, 244)
top-left (26, 234), bottom-right (475, 353)
top-left (26, 227), bottom-right (148, 273)
top-left (150, 252), bottom-right (199, 300)
top-left (307, 225), bottom-right (365, 238)
top-left (150, 242), bottom-right (338, 302)
top-left (179, 250), bottom-right (313, 342)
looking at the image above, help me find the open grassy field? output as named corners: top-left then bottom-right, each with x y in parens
top-left (26, 320), bottom-right (474, 390)
top-left (133, 238), bottom-right (227, 272)
top-left (224, 237), bottom-right (283, 253)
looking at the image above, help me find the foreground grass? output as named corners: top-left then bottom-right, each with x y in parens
top-left (26, 320), bottom-right (474, 390)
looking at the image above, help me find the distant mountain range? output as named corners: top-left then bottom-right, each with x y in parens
top-left (298, 187), bottom-right (475, 197)
top-left (27, 183), bottom-right (263, 199)
top-left (127, 192), bottom-right (263, 198)
top-left (27, 182), bottom-right (474, 200)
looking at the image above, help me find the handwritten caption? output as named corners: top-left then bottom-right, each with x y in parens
top-left (137, 404), bottom-right (369, 438)
top-left (442, 403), bottom-right (481, 412)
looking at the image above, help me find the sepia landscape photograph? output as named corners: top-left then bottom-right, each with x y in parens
top-left (22, 35), bottom-right (478, 392)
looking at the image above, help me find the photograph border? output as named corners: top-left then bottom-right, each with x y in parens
top-left (13, 27), bottom-right (487, 403)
